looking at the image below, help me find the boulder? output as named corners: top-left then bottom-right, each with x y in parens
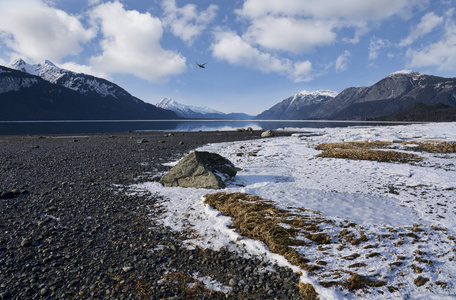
top-left (261, 130), bottom-right (274, 137)
top-left (160, 151), bottom-right (237, 189)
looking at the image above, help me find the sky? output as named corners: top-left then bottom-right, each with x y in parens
top-left (0, 0), bottom-right (455, 115)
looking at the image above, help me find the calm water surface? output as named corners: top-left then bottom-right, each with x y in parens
top-left (0, 120), bottom-right (414, 135)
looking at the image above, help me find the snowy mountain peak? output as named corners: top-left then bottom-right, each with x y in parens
top-left (42, 60), bottom-right (56, 67)
top-left (10, 58), bottom-right (36, 74)
top-left (389, 70), bottom-right (423, 78)
top-left (156, 98), bottom-right (224, 118)
top-left (290, 90), bottom-right (338, 105)
top-left (297, 90), bottom-right (338, 98)
top-left (9, 58), bottom-right (66, 83)
top-left (8, 58), bottom-right (123, 98)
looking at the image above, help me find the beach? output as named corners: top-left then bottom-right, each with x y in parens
top-left (0, 130), bottom-right (302, 299)
top-left (2, 123), bottom-right (456, 299)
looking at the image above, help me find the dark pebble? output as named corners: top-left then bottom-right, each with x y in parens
top-left (0, 192), bottom-right (14, 200)
top-left (0, 131), bottom-right (300, 299)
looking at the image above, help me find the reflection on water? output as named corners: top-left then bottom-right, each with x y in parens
top-left (0, 119), bottom-right (414, 135)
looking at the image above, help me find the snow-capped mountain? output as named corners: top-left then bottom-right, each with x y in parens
top-left (255, 90), bottom-right (338, 120)
top-left (256, 71), bottom-right (456, 120)
top-left (9, 59), bottom-right (128, 99)
top-left (314, 70), bottom-right (456, 120)
top-left (0, 63), bottom-right (178, 121)
top-left (156, 98), bottom-right (224, 118)
top-left (156, 98), bottom-right (253, 119)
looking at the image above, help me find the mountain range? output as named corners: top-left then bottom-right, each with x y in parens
top-left (1, 59), bottom-right (455, 122)
top-left (156, 98), bottom-right (253, 120)
top-left (256, 70), bottom-right (456, 121)
top-left (0, 59), bottom-right (178, 120)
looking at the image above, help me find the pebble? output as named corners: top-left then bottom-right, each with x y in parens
top-left (0, 131), bottom-right (301, 299)
top-left (122, 266), bottom-right (133, 272)
top-left (229, 279), bottom-right (238, 286)
top-left (20, 238), bottom-right (32, 247)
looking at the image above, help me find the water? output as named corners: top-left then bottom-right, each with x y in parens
top-left (0, 119), bottom-right (414, 135)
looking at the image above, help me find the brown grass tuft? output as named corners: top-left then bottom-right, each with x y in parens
top-left (299, 282), bottom-right (319, 300)
top-left (320, 273), bottom-right (386, 291)
top-left (316, 141), bottom-right (393, 150)
top-left (401, 141), bottom-right (456, 153)
top-left (203, 192), bottom-right (325, 298)
top-left (316, 141), bottom-right (423, 163)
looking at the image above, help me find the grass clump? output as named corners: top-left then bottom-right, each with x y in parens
top-left (316, 141), bottom-right (393, 150)
top-left (316, 141), bottom-right (423, 163)
top-left (320, 274), bottom-right (386, 291)
top-left (203, 192), bottom-right (320, 299)
top-left (402, 141), bottom-right (456, 153)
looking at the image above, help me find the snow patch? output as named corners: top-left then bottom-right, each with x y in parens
top-left (131, 122), bottom-right (456, 299)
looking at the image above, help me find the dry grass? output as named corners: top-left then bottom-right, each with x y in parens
top-left (401, 141), bottom-right (456, 153)
top-left (203, 192), bottom-right (320, 299)
top-left (320, 274), bottom-right (386, 290)
top-left (316, 141), bottom-right (423, 163)
top-left (317, 148), bottom-right (422, 163)
top-left (203, 192), bottom-right (387, 297)
top-left (316, 141), bottom-right (393, 151)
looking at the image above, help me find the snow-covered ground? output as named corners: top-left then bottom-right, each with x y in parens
top-left (130, 122), bottom-right (456, 299)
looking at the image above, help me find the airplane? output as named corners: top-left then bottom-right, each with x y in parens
top-left (196, 62), bottom-right (207, 68)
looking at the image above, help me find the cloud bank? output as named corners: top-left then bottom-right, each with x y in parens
top-left (89, 1), bottom-right (186, 81)
top-left (0, 0), bottom-right (187, 82)
top-left (0, 0), bottom-right (94, 62)
top-left (1, 0), bottom-right (456, 84)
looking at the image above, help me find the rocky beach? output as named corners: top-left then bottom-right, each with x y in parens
top-left (0, 131), bottom-right (302, 299)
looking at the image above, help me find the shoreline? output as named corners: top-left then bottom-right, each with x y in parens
top-left (0, 130), bottom-right (303, 299)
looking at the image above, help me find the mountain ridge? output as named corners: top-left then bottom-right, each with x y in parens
top-left (256, 71), bottom-right (456, 121)
top-left (254, 90), bottom-right (338, 120)
top-left (0, 61), bottom-right (179, 121)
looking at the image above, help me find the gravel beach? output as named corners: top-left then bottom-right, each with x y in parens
top-left (0, 130), bottom-right (303, 299)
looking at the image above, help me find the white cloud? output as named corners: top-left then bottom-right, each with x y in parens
top-left (399, 12), bottom-right (443, 47)
top-left (237, 0), bottom-right (423, 20)
top-left (211, 30), bottom-right (312, 82)
top-left (405, 16), bottom-right (456, 70)
top-left (89, 1), bottom-right (186, 82)
top-left (60, 61), bottom-right (109, 79)
top-left (405, 9), bottom-right (456, 71)
top-left (162, 0), bottom-right (217, 45)
top-left (369, 38), bottom-right (391, 60)
top-left (335, 50), bottom-right (351, 72)
top-left (0, 0), bottom-right (94, 63)
top-left (243, 16), bottom-right (336, 53)
top-left (236, 0), bottom-right (427, 53)
top-left (292, 61), bottom-right (313, 82)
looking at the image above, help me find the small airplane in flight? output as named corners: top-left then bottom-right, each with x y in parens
top-left (196, 62), bottom-right (207, 69)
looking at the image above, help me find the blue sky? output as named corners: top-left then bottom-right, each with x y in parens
top-left (0, 0), bottom-right (455, 115)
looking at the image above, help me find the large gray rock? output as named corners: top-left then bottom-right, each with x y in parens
top-left (160, 151), bottom-right (237, 189)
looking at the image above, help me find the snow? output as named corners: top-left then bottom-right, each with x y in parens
top-left (9, 58), bottom-right (119, 98)
top-left (130, 122), bottom-right (456, 299)
top-left (189, 272), bottom-right (233, 293)
top-left (0, 77), bottom-right (38, 94)
top-left (389, 70), bottom-right (423, 78)
top-left (156, 98), bottom-right (225, 117)
top-left (289, 90), bottom-right (338, 106)
top-left (297, 90), bottom-right (339, 98)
